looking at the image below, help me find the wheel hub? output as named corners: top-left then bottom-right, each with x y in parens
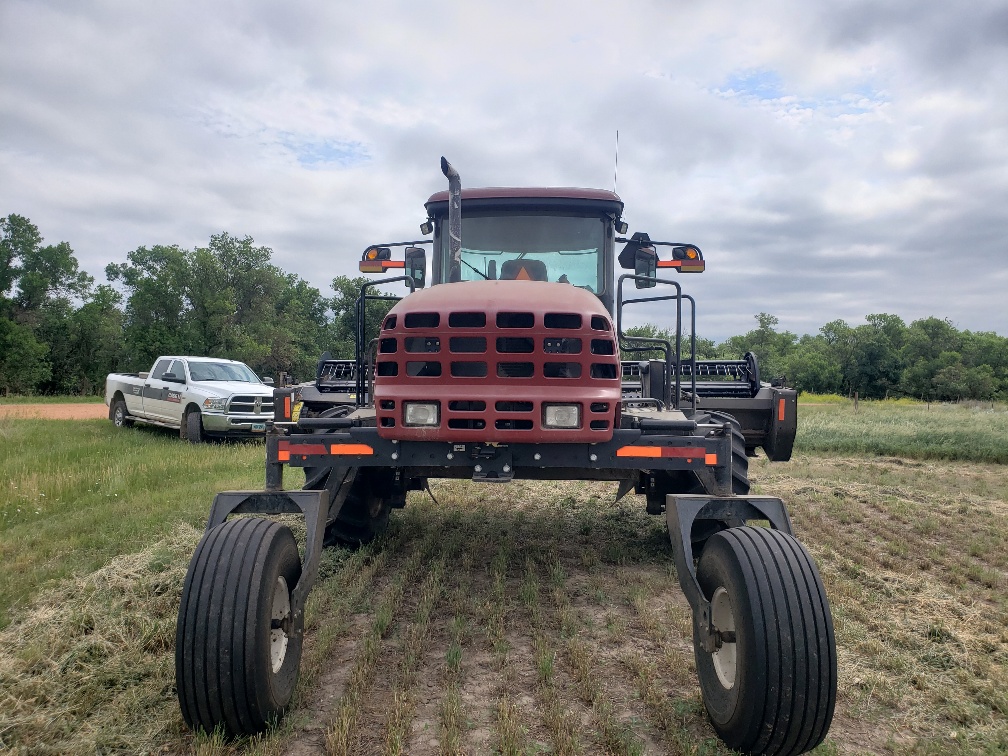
top-left (710, 586), bottom-right (736, 689)
top-left (270, 575), bottom-right (291, 672)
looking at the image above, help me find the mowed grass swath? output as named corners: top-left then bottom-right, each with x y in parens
top-left (0, 403), bottom-right (1005, 753)
top-left (0, 417), bottom-right (265, 628)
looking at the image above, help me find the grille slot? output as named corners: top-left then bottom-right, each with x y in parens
top-left (450, 336), bottom-right (486, 353)
top-left (405, 336), bottom-right (440, 353)
top-left (590, 363), bottom-right (618, 379)
top-left (544, 337), bottom-right (581, 354)
top-left (495, 419), bottom-right (532, 430)
top-left (544, 313), bottom-right (581, 329)
top-left (497, 337), bottom-right (534, 353)
top-left (380, 338), bottom-right (397, 353)
top-left (591, 315), bottom-right (610, 331)
top-left (449, 312), bottom-right (486, 328)
top-left (590, 339), bottom-right (614, 355)
top-left (377, 362), bottom-right (398, 376)
top-left (544, 362), bottom-right (581, 378)
top-left (450, 400), bottom-right (486, 411)
top-left (406, 361), bottom-right (442, 377)
top-left (497, 362), bottom-right (534, 378)
top-left (405, 312), bottom-right (439, 328)
top-left (450, 361), bottom-right (487, 378)
top-left (383, 315), bottom-right (397, 329)
top-left (497, 312), bottom-right (534, 328)
top-left (496, 401), bottom-right (533, 412)
top-left (449, 418), bottom-right (486, 430)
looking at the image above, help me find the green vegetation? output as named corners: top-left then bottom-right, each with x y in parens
top-left (0, 403), bottom-right (1005, 753)
top-left (4, 213), bottom-right (1007, 400)
top-left (0, 418), bottom-right (264, 628)
top-left (798, 398), bottom-right (1008, 464)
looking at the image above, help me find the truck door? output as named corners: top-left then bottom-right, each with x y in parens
top-left (143, 358), bottom-right (177, 422)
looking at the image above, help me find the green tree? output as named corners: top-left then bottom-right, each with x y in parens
top-left (106, 245), bottom-right (192, 370)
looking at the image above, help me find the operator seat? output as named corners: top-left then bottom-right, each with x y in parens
top-left (500, 258), bottom-right (548, 281)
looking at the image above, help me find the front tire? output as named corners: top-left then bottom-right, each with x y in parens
top-left (693, 526), bottom-right (836, 755)
top-left (183, 408), bottom-right (204, 443)
top-left (176, 518), bottom-right (303, 736)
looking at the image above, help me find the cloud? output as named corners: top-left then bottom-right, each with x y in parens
top-left (1, 0), bottom-right (1005, 342)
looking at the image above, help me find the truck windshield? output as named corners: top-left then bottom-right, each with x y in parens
top-left (440, 213), bottom-right (606, 292)
top-left (189, 362), bottom-right (260, 382)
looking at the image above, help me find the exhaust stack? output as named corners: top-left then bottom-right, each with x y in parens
top-left (441, 157), bottom-right (462, 269)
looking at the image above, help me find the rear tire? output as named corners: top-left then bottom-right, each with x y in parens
top-left (697, 411), bottom-right (750, 495)
top-left (322, 472), bottom-right (391, 547)
top-left (184, 408), bottom-right (204, 443)
top-left (109, 398), bottom-right (133, 428)
top-left (302, 406), bottom-right (390, 546)
top-left (693, 526), bottom-right (836, 755)
top-left (176, 518), bottom-right (303, 736)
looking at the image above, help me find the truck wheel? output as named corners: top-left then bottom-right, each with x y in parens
top-left (322, 473), bottom-right (391, 547)
top-left (109, 398), bottom-right (133, 428)
top-left (693, 526), bottom-right (836, 755)
top-left (184, 408), bottom-right (204, 443)
top-left (176, 517), bottom-right (303, 736)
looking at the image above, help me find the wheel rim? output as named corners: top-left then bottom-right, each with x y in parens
top-left (711, 586), bottom-right (737, 689)
top-left (270, 575), bottom-right (291, 673)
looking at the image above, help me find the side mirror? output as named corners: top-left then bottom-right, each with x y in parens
top-left (162, 371), bottom-right (184, 383)
top-left (634, 246), bottom-right (657, 288)
top-left (405, 246), bottom-right (426, 289)
top-left (262, 376), bottom-right (275, 386)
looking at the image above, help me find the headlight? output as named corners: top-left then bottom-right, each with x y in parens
top-left (404, 401), bottom-right (439, 427)
top-left (543, 403), bottom-right (580, 429)
top-left (203, 397), bottom-right (227, 412)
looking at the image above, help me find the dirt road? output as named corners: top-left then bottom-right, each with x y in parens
top-left (0, 403), bottom-right (107, 420)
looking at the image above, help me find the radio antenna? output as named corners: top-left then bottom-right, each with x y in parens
top-left (613, 130), bottom-right (619, 193)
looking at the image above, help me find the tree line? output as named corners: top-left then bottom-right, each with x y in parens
top-left (2, 214), bottom-right (1005, 400)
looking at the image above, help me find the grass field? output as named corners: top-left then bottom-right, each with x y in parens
top-left (0, 402), bottom-right (1005, 754)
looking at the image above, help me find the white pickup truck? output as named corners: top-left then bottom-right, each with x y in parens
top-left (105, 356), bottom-right (276, 442)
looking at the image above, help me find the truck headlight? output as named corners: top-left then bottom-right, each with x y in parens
top-left (543, 403), bottom-right (580, 429)
top-left (404, 401), bottom-right (439, 427)
top-left (203, 397), bottom-right (227, 412)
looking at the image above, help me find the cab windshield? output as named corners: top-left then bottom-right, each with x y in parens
top-left (440, 213), bottom-right (607, 293)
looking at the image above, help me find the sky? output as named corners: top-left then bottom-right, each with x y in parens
top-left (2, 0), bottom-right (1007, 341)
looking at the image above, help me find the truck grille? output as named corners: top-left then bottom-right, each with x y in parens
top-left (374, 308), bottom-right (622, 442)
top-left (227, 395), bottom-right (274, 415)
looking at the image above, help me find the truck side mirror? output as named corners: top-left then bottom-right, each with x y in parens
top-left (405, 247), bottom-right (426, 289)
top-left (635, 246), bottom-right (657, 288)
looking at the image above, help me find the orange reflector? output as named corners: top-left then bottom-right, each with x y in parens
top-left (705, 453), bottom-right (718, 465)
top-left (616, 445), bottom-right (705, 460)
top-left (656, 260), bottom-right (682, 268)
top-left (617, 445), bottom-right (662, 458)
top-left (778, 398), bottom-right (786, 422)
top-left (330, 443), bottom-right (374, 455)
top-left (278, 449), bottom-right (290, 462)
top-left (382, 260), bottom-right (405, 269)
top-left (284, 395), bottom-right (291, 419)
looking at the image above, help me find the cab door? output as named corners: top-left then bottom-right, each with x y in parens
top-left (143, 358), bottom-right (180, 422)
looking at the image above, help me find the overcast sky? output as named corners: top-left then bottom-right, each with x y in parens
top-left (2, 0), bottom-right (1006, 341)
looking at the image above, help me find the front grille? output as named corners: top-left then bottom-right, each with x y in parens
top-left (228, 395), bottom-right (274, 415)
top-left (374, 307), bottom-right (621, 440)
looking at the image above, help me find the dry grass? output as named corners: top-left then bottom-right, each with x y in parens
top-left (0, 452), bottom-right (1005, 754)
